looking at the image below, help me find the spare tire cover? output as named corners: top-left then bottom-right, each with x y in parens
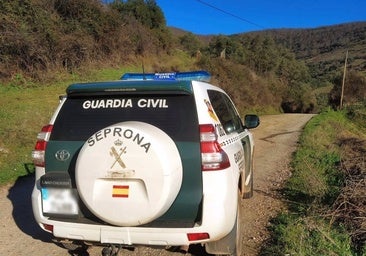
top-left (76, 121), bottom-right (183, 226)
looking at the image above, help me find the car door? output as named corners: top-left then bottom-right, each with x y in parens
top-left (207, 90), bottom-right (247, 182)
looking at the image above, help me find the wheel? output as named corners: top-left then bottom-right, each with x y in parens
top-left (241, 159), bottom-right (254, 199)
top-left (205, 191), bottom-right (243, 255)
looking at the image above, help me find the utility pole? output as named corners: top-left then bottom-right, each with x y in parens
top-left (340, 50), bottom-right (348, 110)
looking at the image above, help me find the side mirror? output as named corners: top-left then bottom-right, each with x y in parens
top-left (244, 114), bottom-right (260, 129)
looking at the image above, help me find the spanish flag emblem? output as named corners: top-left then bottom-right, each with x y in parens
top-left (112, 185), bottom-right (129, 198)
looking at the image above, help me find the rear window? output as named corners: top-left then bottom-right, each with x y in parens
top-left (51, 95), bottom-right (199, 142)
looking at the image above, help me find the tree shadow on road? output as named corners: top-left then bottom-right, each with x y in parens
top-left (7, 164), bottom-right (91, 255)
top-left (7, 163), bottom-right (54, 243)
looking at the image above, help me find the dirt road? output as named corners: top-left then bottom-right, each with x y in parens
top-left (0, 114), bottom-right (314, 256)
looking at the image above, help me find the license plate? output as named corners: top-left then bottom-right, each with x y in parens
top-left (41, 188), bottom-right (78, 215)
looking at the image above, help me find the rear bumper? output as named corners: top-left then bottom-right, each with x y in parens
top-left (32, 169), bottom-right (238, 246)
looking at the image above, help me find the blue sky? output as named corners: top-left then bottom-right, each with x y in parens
top-left (155, 0), bottom-right (366, 35)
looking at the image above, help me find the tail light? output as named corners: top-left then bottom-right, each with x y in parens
top-left (42, 223), bottom-right (54, 233)
top-left (187, 232), bottom-right (210, 241)
top-left (32, 125), bottom-right (53, 167)
top-left (200, 124), bottom-right (230, 171)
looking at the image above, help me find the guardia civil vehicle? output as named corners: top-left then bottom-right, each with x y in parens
top-left (32, 71), bottom-right (260, 256)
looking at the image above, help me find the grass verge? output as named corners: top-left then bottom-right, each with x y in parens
top-left (0, 67), bottom-right (133, 185)
top-left (260, 107), bottom-right (366, 255)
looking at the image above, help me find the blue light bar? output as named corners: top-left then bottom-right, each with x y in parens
top-left (121, 70), bottom-right (211, 82)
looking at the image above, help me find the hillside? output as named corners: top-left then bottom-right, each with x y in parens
top-left (172, 22), bottom-right (366, 107)
top-left (173, 21), bottom-right (366, 81)
top-left (251, 22), bottom-right (366, 81)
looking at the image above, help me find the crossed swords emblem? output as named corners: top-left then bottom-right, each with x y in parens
top-left (110, 146), bottom-right (127, 169)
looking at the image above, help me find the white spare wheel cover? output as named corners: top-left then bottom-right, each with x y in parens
top-left (76, 121), bottom-right (183, 226)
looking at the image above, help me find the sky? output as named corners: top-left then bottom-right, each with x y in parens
top-left (155, 0), bottom-right (366, 35)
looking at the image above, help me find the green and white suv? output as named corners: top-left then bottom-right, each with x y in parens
top-left (31, 71), bottom-right (259, 255)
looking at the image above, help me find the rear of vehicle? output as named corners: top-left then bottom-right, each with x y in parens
top-left (31, 71), bottom-right (254, 255)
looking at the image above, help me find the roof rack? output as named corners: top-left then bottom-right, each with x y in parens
top-left (121, 70), bottom-right (211, 82)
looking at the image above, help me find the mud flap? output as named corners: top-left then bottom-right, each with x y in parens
top-left (205, 191), bottom-right (242, 256)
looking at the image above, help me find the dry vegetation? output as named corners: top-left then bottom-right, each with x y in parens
top-left (331, 136), bottom-right (366, 252)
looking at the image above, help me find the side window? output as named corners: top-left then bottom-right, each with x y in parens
top-left (207, 90), bottom-right (243, 134)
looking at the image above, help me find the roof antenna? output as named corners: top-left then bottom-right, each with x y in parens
top-left (142, 60), bottom-right (146, 80)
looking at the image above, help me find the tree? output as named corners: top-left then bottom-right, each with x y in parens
top-left (329, 71), bottom-right (366, 108)
top-left (110, 0), bottom-right (171, 53)
top-left (281, 82), bottom-right (316, 113)
top-left (179, 33), bottom-right (202, 56)
top-left (208, 35), bottom-right (245, 63)
top-left (110, 0), bottom-right (165, 29)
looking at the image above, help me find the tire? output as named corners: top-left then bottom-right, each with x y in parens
top-left (241, 160), bottom-right (253, 199)
top-left (205, 191), bottom-right (243, 256)
top-left (75, 121), bottom-right (183, 226)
